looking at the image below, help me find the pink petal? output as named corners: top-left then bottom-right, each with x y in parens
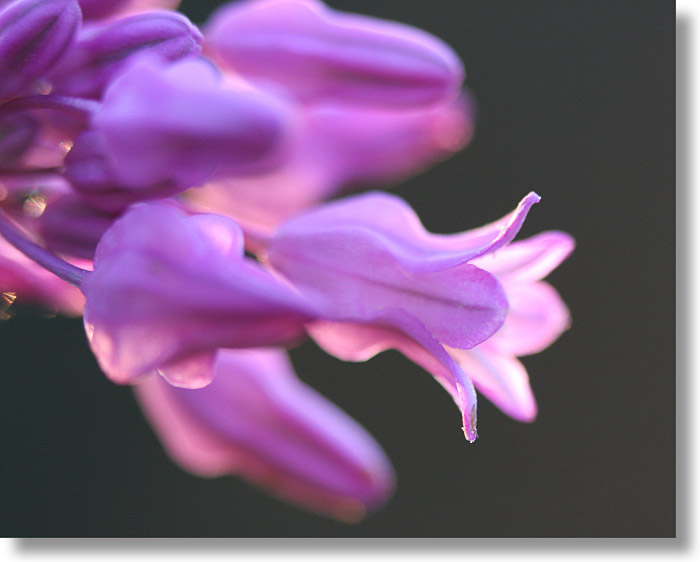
top-left (471, 230), bottom-right (575, 283)
top-left (134, 348), bottom-right (395, 520)
top-left (447, 345), bottom-right (537, 423)
top-left (489, 281), bottom-right (571, 357)
top-left (308, 311), bottom-right (479, 441)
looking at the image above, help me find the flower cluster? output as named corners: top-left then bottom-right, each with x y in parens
top-left (0, 0), bottom-right (573, 521)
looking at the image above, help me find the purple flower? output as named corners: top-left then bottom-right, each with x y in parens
top-left (0, 0), bottom-right (575, 520)
top-left (0, 0), bottom-right (82, 100)
top-left (204, 0), bottom-right (464, 108)
top-left (81, 201), bottom-right (319, 388)
top-left (447, 231), bottom-right (574, 422)
top-left (265, 192), bottom-right (541, 440)
top-left (135, 347), bottom-right (395, 520)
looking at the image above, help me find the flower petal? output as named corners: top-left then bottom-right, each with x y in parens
top-left (448, 345), bottom-right (537, 423)
top-left (134, 348), bottom-right (395, 520)
top-left (268, 225), bottom-right (508, 350)
top-left (308, 310), bottom-right (479, 442)
top-left (490, 281), bottom-right (571, 357)
top-left (471, 231), bottom-right (575, 283)
top-left (270, 191), bottom-right (540, 273)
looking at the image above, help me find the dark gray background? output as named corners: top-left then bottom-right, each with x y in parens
top-left (2, 1), bottom-right (675, 537)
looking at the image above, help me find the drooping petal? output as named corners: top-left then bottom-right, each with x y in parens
top-left (447, 345), bottom-right (537, 423)
top-left (488, 281), bottom-right (571, 358)
top-left (134, 348), bottom-right (395, 520)
top-left (205, 0), bottom-right (464, 108)
top-left (308, 310), bottom-right (479, 441)
top-left (81, 202), bottom-right (318, 387)
top-left (471, 231), bottom-right (575, 283)
top-left (269, 191), bottom-right (541, 273)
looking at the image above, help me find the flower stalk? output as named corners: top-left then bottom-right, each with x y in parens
top-left (0, 209), bottom-right (88, 286)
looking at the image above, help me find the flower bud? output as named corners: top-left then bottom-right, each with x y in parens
top-left (49, 11), bottom-right (202, 98)
top-left (0, 0), bottom-right (82, 99)
top-left (205, 0), bottom-right (464, 108)
top-left (92, 55), bottom-right (293, 189)
top-left (135, 348), bottom-right (395, 521)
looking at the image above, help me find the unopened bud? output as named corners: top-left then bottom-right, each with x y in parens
top-left (205, 0), bottom-right (464, 108)
top-left (92, 55), bottom-right (293, 189)
top-left (49, 11), bottom-right (202, 98)
top-left (0, 0), bottom-right (82, 99)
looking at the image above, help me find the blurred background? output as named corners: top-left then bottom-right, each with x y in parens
top-left (2, 0), bottom-right (674, 537)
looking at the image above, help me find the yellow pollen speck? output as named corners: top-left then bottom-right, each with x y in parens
top-left (59, 140), bottom-right (74, 154)
top-left (1, 292), bottom-right (17, 320)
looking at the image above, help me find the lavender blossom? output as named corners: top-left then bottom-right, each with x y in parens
top-left (0, 0), bottom-right (574, 521)
top-left (266, 192), bottom-right (541, 441)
